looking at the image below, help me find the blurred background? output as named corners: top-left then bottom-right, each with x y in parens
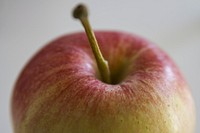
top-left (1, 0), bottom-right (200, 132)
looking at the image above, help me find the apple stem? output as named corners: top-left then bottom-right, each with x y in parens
top-left (72, 4), bottom-right (111, 84)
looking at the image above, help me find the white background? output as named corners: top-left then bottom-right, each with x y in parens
top-left (1, 0), bottom-right (200, 132)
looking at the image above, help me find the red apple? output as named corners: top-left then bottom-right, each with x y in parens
top-left (11, 4), bottom-right (195, 133)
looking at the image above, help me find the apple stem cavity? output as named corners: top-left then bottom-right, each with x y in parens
top-left (73, 4), bottom-right (111, 84)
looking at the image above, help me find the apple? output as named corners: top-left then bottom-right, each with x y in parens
top-left (11, 4), bottom-right (195, 133)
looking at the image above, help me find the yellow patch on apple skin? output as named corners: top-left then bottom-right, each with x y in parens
top-left (16, 85), bottom-right (59, 133)
top-left (170, 89), bottom-right (195, 133)
top-left (16, 82), bottom-right (194, 133)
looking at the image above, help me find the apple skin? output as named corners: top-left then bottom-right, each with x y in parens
top-left (11, 31), bottom-right (195, 133)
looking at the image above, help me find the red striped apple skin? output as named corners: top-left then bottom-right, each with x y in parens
top-left (11, 31), bottom-right (195, 133)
